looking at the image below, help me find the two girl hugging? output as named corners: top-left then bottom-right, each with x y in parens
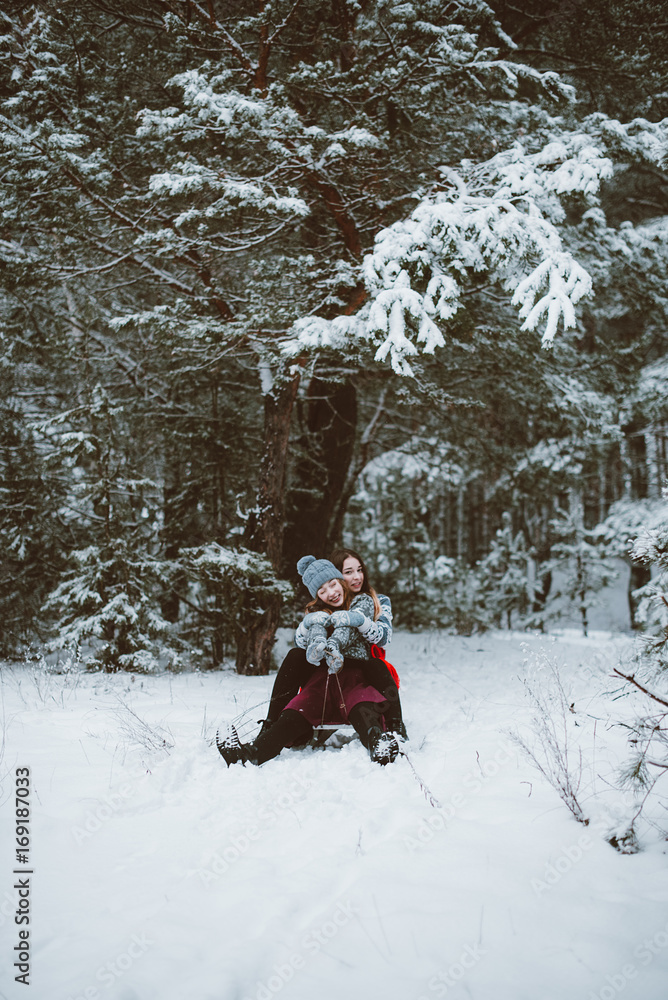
top-left (217, 548), bottom-right (407, 767)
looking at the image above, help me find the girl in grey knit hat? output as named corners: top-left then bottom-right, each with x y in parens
top-left (217, 554), bottom-right (399, 767)
top-left (295, 555), bottom-right (372, 671)
top-left (258, 547), bottom-right (405, 742)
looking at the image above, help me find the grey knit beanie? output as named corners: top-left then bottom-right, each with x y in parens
top-left (297, 555), bottom-right (344, 598)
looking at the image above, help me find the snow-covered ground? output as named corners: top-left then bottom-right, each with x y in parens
top-left (1, 629), bottom-right (667, 1000)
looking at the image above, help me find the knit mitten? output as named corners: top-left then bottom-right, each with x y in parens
top-left (305, 622), bottom-right (328, 664)
top-left (302, 611), bottom-right (331, 628)
top-left (324, 638), bottom-right (344, 674)
top-left (328, 609), bottom-right (365, 628)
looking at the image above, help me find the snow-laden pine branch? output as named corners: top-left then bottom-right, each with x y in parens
top-left (285, 131), bottom-right (620, 374)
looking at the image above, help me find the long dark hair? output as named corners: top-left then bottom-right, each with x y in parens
top-left (329, 547), bottom-right (381, 620)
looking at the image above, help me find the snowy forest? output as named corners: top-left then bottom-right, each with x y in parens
top-left (3, 4), bottom-right (668, 1000)
top-left (2, 0), bottom-right (668, 674)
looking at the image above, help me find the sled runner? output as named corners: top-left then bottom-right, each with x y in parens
top-left (310, 722), bottom-right (357, 746)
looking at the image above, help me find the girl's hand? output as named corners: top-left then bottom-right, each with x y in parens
top-left (324, 640), bottom-right (344, 674)
top-left (329, 609), bottom-right (365, 628)
top-left (302, 611), bottom-right (331, 627)
top-left (306, 632), bottom-right (327, 664)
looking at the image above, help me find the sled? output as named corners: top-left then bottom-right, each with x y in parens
top-left (310, 723), bottom-right (357, 746)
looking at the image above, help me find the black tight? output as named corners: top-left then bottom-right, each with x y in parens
top-left (250, 709), bottom-right (313, 765)
top-left (356, 658), bottom-right (405, 736)
top-left (249, 702), bottom-right (387, 764)
top-left (265, 648), bottom-right (315, 725)
top-left (348, 702), bottom-right (387, 750)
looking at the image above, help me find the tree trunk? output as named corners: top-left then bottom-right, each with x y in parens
top-left (645, 428), bottom-right (660, 499)
top-left (598, 457), bottom-right (607, 524)
top-left (234, 598), bottom-right (282, 675)
top-left (328, 386), bottom-right (387, 547)
top-left (236, 364), bottom-right (302, 674)
top-left (456, 485), bottom-right (465, 562)
top-left (657, 421), bottom-right (667, 487)
top-left (282, 375), bottom-right (358, 573)
top-left (619, 433), bottom-right (633, 499)
top-left (161, 447), bottom-right (185, 623)
top-left (628, 561), bottom-right (651, 630)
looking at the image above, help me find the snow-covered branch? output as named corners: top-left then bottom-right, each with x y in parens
top-left (285, 131), bottom-right (618, 374)
top-left (612, 668), bottom-right (668, 708)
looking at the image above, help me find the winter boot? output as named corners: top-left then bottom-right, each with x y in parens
top-left (216, 725), bottom-right (251, 767)
top-left (250, 709), bottom-right (313, 765)
top-left (391, 718), bottom-right (408, 741)
top-left (368, 726), bottom-right (399, 765)
top-left (255, 718), bottom-right (274, 740)
top-left (379, 684), bottom-right (408, 740)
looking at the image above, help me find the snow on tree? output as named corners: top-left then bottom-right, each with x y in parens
top-left (630, 486), bottom-right (668, 671)
top-left (286, 131), bottom-right (615, 373)
top-left (180, 543), bottom-right (293, 671)
top-left (548, 492), bottom-right (616, 637)
top-left (45, 542), bottom-right (184, 673)
top-left (3, 2), bottom-right (668, 669)
top-left (476, 512), bottom-right (533, 629)
top-left (603, 485), bottom-right (668, 849)
top-left (287, 118), bottom-right (668, 375)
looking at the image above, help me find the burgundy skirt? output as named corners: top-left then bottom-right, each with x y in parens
top-left (285, 658), bottom-right (385, 727)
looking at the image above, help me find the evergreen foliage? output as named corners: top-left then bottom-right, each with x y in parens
top-left (547, 495), bottom-right (616, 636)
top-left (0, 379), bottom-right (65, 652)
top-left (606, 485), bottom-right (668, 848)
top-left (180, 542), bottom-right (293, 670)
top-left (1, 1), bottom-right (668, 666)
top-left (631, 487), bottom-right (668, 672)
top-left (45, 541), bottom-right (183, 672)
top-left (476, 512), bottom-right (533, 629)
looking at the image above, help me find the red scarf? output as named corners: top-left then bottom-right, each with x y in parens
top-left (370, 645), bottom-right (400, 688)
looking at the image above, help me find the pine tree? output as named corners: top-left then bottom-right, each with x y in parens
top-left (607, 484), bottom-right (668, 848)
top-left (3, 1), bottom-right (668, 670)
top-left (476, 512), bottom-right (533, 629)
top-left (547, 493), bottom-right (616, 636)
top-left (631, 488), bottom-right (668, 672)
top-left (38, 384), bottom-right (183, 670)
top-left (0, 379), bottom-right (64, 653)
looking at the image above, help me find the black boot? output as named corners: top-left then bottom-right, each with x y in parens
top-left (249, 709), bottom-right (313, 765)
top-left (359, 659), bottom-right (408, 740)
top-left (216, 725), bottom-right (251, 767)
top-left (368, 726), bottom-right (400, 765)
top-left (379, 686), bottom-right (408, 741)
top-left (349, 703), bottom-right (400, 765)
top-left (255, 718), bottom-right (273, 740)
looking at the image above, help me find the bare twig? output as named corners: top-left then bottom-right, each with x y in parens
top-left (400, 748), bottom-right (441, 809)
top-left (612, 668), bottom-right (668, 708)
top-left (112, 698), bottom-right (174, 753)
top-left (511, 651), bottom-right (588, 824)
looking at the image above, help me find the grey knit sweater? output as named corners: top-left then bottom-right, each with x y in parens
top-left (294, 592), bottom-right (374, 661)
